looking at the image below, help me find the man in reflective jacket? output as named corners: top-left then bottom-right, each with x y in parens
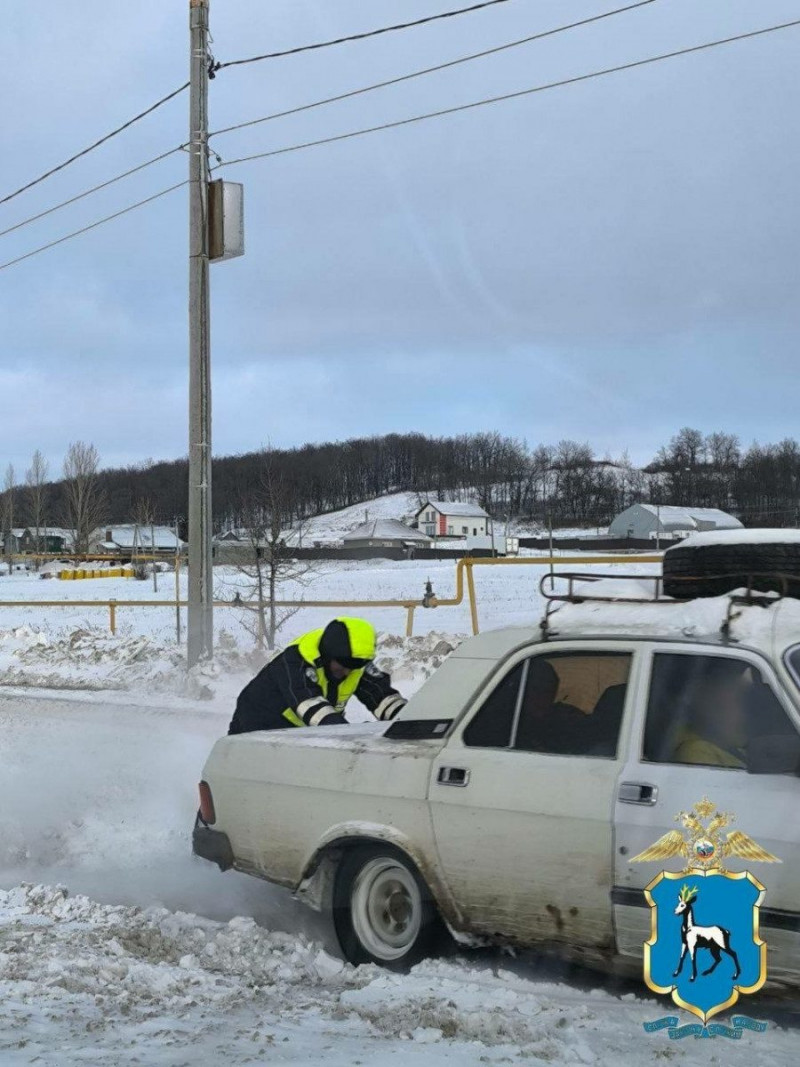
top-left (228, 617), bottom-right (407, 734)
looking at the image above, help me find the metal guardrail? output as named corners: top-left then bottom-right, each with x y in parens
top-left (0, 554), bottom-right (662, 638)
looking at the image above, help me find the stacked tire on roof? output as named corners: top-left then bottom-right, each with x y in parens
top-left (662, 529), bottom-right (800, 600)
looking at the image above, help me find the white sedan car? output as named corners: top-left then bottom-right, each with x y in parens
top-left (194, 579), bottom-right (800, 977)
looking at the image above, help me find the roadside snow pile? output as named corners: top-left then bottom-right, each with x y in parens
top-left (0, 883), bottom-right (553, 1049)
top-left (2, 884), bottom-right (794, 1066)
top-left (0, 626), bottom-right (461, 701)
top-left (0, 626), bottom-right (185, 692)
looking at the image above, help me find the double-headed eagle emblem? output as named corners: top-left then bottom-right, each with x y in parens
top-left (631, 796), bottom-right (780, 873)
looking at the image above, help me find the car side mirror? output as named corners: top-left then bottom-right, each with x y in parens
top-left (746, 734), bottom-right (800, 776)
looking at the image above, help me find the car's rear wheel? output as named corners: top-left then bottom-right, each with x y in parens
top-left (332, 845), bottom-right (440, 969)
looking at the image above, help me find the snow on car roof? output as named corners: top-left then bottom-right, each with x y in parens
top-left (547, 582), bottom-right (800, 651)
top-left (448, 578), bottom-right (800, 658)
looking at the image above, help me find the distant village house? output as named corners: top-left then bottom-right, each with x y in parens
top-left (342, 518), bottom-right (432, 551)
top-left (414, 500), bottom-right (491, 538)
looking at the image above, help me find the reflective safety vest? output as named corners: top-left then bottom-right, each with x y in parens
top-left (281, 620), bottom-right (374, 727)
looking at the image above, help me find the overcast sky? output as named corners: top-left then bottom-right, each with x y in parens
top-left (2, 0), bottom-right (798, 476)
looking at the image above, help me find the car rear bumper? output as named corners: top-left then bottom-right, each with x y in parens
top-left (192, 815), bottom-right (234, 871)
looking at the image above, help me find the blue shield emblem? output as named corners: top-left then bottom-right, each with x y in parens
top-left (632, 797), bottom-right (778, 1036)
top-left (644, 867), bottom-right (766, 1023)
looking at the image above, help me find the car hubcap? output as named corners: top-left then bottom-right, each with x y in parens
top-left (350, 857), bottom-right (422, 960)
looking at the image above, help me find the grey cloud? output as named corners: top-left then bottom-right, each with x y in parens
top-left (2, 0), bottom-right (799, 473)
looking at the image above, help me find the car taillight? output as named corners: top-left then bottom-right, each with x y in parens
top-left (198, 780), bottom-right (216, 825)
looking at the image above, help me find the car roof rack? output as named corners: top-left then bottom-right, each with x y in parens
top-left (539, 571), bottom-right (666, 606)
top-left (537, 570), bottom-right (787, 640)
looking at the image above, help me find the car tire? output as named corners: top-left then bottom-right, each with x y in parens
top-left (663, 538), bottom-right (800, 600)
top-left (332, 844), bottom-right (441, 970)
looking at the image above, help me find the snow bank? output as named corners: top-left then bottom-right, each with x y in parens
top-left (1, 883), bottom-right (794, 1066)
top-left (0, 625), bottom-right (461, 704)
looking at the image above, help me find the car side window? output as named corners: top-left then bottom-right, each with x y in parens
top-left (643, 653), bottom-right (799, 772)
top-left (514, 652), bottom-right (631, 757)
top-left (463, 652), bottom-right (632, 756)
top-left (463, 663), bottom-right (524, 748)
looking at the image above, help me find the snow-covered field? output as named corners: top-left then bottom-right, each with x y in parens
top-left (0, 556), bottom-right (659, 679)
top-left (1, 556), bottom-right (796, 1064)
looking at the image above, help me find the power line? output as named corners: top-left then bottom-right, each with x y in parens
top-left (0, 82), bottom-right (189, 209)
top-left (3, 16), bottom-right (797, 276)
top-left (215, 0), bottom-right (519, 71)
top-left (0, 181), bottom-right (188, 273)
top-left (0, 146), bottom-right (186, 240)
top-left (215, 18), bottom-right (800, 171)
top-left (211, 0), bottom-right (656, 139)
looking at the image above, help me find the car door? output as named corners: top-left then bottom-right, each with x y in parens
top-left (428, 642), bottom-right (641, 954)
top-left (613, 644), bottom-right (800, 982)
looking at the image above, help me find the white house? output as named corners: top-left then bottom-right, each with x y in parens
top-left (90, 525), bottom-right (186, 555)
top-left (414, 500), bottom-right (491, 539)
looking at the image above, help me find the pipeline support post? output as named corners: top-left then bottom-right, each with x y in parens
top-left (465, 561), bottom-right (479, 634)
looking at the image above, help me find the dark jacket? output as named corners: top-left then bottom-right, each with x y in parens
top-left (228, 638), bottom-right (406, 735)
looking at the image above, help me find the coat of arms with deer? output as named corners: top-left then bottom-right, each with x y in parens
top-left (631, 796), bottom-right (780, 1026)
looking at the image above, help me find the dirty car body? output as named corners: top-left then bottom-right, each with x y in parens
top-left (195, 588), bottom-right (800, 977)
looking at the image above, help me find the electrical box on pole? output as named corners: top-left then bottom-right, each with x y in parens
top-left (208, 180), bottom-right (244, 262)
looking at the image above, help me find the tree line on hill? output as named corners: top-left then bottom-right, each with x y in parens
top-left (2, 428), bottom-right (799, 553)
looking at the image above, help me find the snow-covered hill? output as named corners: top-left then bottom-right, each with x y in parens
top-left (283, 491), bottom-right (608, 544)
top-left (285, 491), bottom-right (424, 544)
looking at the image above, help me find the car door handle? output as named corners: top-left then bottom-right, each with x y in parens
top-left (618, 781), bottom-right (658, 805)
top-left (437, 766), bottom-right (470, 787)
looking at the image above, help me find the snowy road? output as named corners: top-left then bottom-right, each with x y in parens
top-left (1, 692), bottom-right (797, 1065)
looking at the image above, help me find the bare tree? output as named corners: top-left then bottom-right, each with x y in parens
top-left (225, 452), bottom-right (319, 650)
top-left (25, 450), bottom-right (49, 563)
top-left (131, 496), bottom-right (156, 579)
top-left (63, 442), bottom-right (106, 556)
top-left (1, 464), bottom-right (15, 565)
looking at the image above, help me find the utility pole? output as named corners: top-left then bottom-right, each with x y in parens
top-left (188, 0), bottom-right (213, 665)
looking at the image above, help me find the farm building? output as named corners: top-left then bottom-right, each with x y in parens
top-left (414, 500), bottom-right (491, 538)
top-left (608, 503), bottom-right (743, 541)
top-left (18, 527), bottom-right (75, 553)
top-left (342, 518), bottom-right (432, 551)
top-left (89, 525), bottom-right (186, 555)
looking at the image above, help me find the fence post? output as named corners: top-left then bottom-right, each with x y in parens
top-left (405, 605), bottom-right (415, 637)
top-left (109, 599), bottom-right (117, 635)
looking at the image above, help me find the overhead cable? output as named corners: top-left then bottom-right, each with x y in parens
top-left (215, 18), bottom-right (800, 170)
top-left (215, 0), bottom-right (519, 71)
top-left (0, 83), bottom-right (189, 208)
top-left (0, 181), bottom-right (188, 273)
top-left (211, 0), bottom-right (657, 138)
top-left (0, 146), bottom-right (186, 240)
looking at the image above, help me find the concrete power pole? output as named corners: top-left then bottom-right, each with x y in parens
top-left (188, 0), bottom-right (213, 665)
